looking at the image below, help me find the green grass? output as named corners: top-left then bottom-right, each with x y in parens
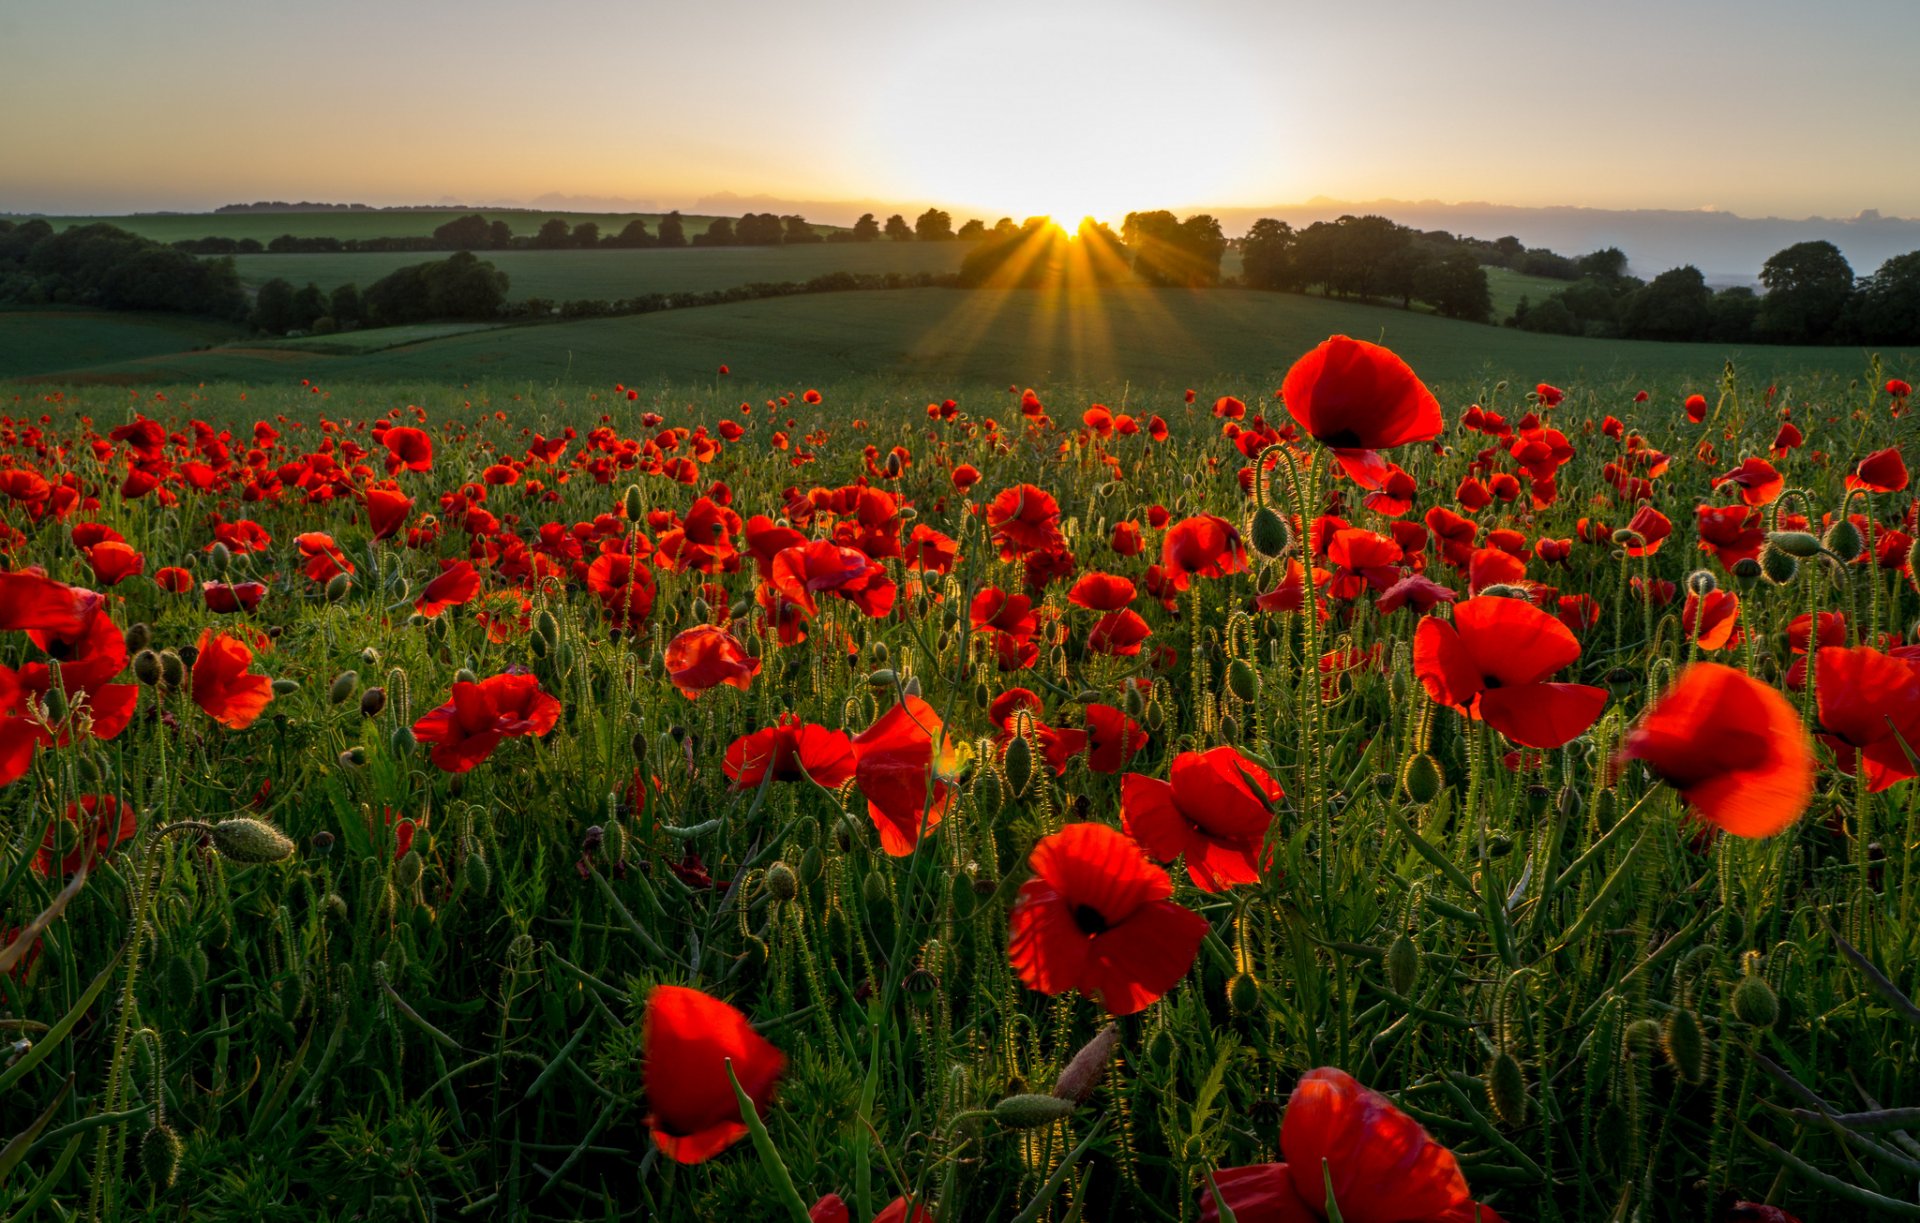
top-left (1483, 266), bottom-right (1576, 321)
top-left (225, 242), bottom-right (972, 302)
top-left (24, 209), bottom-right (765, 244)
top-left (14, 287), bottom-right (1913, 394)
top-left (0, 310), bottom-right (241, 381)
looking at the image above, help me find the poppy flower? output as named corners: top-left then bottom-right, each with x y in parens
top-left (1813, 645), bottom-right (1920, 792)
top-left (1413, 597), bottom-right (1606, 749)
top-left (0, 571), bottom-right (100, 636)
top-left (83, 541), bottom-right (145, 587)
top-left (987, 484), bottom-right (1063, 556)
top-left (1685, 393), bottom-right (1709, 423)
top-left (950, 462), bottom-right (981, 492)
top-left (415, 561), bottom-right (480, 617)
top-left (852, 696), bottom-right (958, 855)
top-left (1280, 335), bottom-right (1444, 489)
top-left (723, 715), bottom-right (856, 789)
top-left (1696, 505), bottom-right (1766, 567)
top-left (1619, 505), bottom-right (1672, 556)
top-left (33, 795), bottom-right (137, 877)
top-left (809, 1195), bottom-right (934, 1223)
top-left (970, 587), bottom-right (1038, 641)
top-left (1712, 457), bottom-right (1784, 507)
top-left (1111, 521), bottom-right (1145, 556)
top-left (1007, 822), bottom-right (1208, 1017)
top-left (366, 487), bottom-right (414, 539)
top-left (1619, 663), bottom-right (1813, 838)
top-left (382, 425), bottom-right (434, 473)
top-left (664, 625), bottom-right (760, 699)
top-left (202, 581), bottom-right (267, 614)
top-left (1202, 1067), bottom-right (1508, 1223)
top-left (1068, 572), bottom-right (1136, 611)
top-left (1682, 590), bottom-right (1742, 651)
top-left (1362, 464), bottom-right (1419, 516)
top-left (296, 532), bottom-right (354, 583)
top-left (411, 671), bottom-right (562, 773)
top-left (1087, 609), bottom-right (1153, 656)
top-left (1848, 447), bottom-right (1909, 493)
top-left (587, 550), bottom-right (657, 628)
top-left (1161, 515), bottom-right (1247, 590)
top-left (1122, 746), bottom-right (1283, 892)
top-left (1375, 573), bottom-right (1457, 614)
top-left (643, 984), bottom-right (785, 1164)
top-left (1084, 703), bottom-right (1148, 773)
top-left (154, 566), bottom-right (192, 594)
top-left (191, 628), bottom-right (275, 730)
top-left (771, 541), bottom-right (895, 618)
top-left (1325, 529), bottom-right (1401, 600)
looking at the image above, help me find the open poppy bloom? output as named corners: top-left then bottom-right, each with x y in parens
top-left (1619, 663), bottom-right (1812, 837)
top-left (1068, 571), bottom-right (1137, 611)
top-left (809, 1195), bottom-right (935, 1223)
top-left (1008, 822), bottom-right (1207, 1016)
top-left (1122, 746), bottom-right (1283, 892)
top-left (1413, 597), bottom-right (1606, 748)
top-left (1203, 1067), bottom-right (1507, 1223)
top-left (1682, 590), bottom-right (1742, 651)
top-left (1813, 645), bottom-right (1920, 792)
top-left (1847, 446), bottom-right (1909, 494)
top-left (852, 696), bottom-right (959, 855)
top-left (83, 541), bottom-right (145, 587)
top-left (987, 483), bottom-right (1063, 556)
top-left (587, 549), bottom-right (657, 629)
top-left (411, 670), bottom-right (562, 772)
top-left (770, 541), bottom-right (896, 618)
top-left (723, 715), bottom-right (856, 789)
top-left (365, 487), bottom-right (414, 539)
top-left (1161, 515), bottom-right (1248, 590)
top-left (664, 625), bottom-right (760, 699)
top-left (191, 628), bottom-right (275, 730)
top-left (381, 425), bottom-right (434, 473)
top-left (33, 794), bottom-right (137, 877)
top-left (415, 561), bottom-right (480, 617)
top-left (1280, 336), bottom-right (1444, 489)
top-left (203, 581), bottom-right (267, 613)
top-left (1084, 703), bottom-right (1148, 773)
top-left (643, 984), bottom-right (785, 1164)
top-left (0, 571), bottom-right (101, 636)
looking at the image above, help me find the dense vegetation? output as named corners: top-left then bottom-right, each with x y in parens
top-left (0, 221), bottom-right (247, 321)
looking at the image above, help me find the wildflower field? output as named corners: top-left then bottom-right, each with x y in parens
top-left (2, 343), bottom-right (1918, 1223)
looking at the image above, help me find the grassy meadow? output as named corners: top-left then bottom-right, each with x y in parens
top-left (23, 210), bottom-right (750, 245)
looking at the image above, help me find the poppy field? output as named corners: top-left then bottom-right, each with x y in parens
top-left (1, 344), bottom-right (1918, 1223)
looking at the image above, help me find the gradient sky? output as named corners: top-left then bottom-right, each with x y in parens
top-left (5, 0), bottom-right (1917, 222)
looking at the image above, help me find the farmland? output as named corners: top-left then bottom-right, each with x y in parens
top-left (24, 209), bottom-right (751, 245)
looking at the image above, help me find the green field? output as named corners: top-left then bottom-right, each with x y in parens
top-left (225, 242), bottom-right (973, 302)
top-left (20, 208), bottom-right (769, 244)
top-left (10, 288), bottom-right (1914, 393)
top-left (0, 310), bottom-right (240, 381)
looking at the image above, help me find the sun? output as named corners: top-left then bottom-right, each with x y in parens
top-left (862, 15), bottom-right (1279, 228)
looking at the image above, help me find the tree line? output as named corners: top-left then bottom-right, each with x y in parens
top-left (0, 220), bottom-right (249, 319)
top-left (1508, 241), bottom-right (1920, 345)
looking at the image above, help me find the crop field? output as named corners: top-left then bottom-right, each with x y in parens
top-left (0, 312), bottom-right (240, 382)
top-left (24, 211), bottom-right (749, 245)
top-left (0, 336), bottom-right (1916, 1222)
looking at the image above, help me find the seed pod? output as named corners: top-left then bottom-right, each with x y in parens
top-left (1227, 972), bottom-right (1260, 1015)
top-left (1249, 505), bottom-right (1291, 558)
top-left (1685, 569), bottom-right (1717, 595)
top-left (1401, 753), bottom-right (1444, 804)
top-left (1729, 556), bottom-right (1763, 586)
top-left (1227, 658), bottom-right (1259, 702)
top-left (1662, 1008), bottom-right (1706, 1084)
top-left (1385, 932), bottom-right (1420, 995)
top-left (1760, 545), bottom-right (1800, 586)
top-left (133, 649), bottom-right (162, 685)
top-left (329, 671), bottom-right (358, 704)
top-left (360, 686), bottom-right (387, 717)
top-left (991, 1093), bottom-right (1077, 1129)
top-left (325, 572), bottom-right (351, 602)
top-left (140, 1124), bottom-right (182, 1190)
top-left (1052, 1023), bottom-right (1120, 1103)
top-left (1731, 974), bottom-right (1779, 1028)
top-left (209, 818), bottom-right (296, 864)
top-left (1003, 735), bottom-right (1035, 796)
top-left (1766, 530), bottom-right (1822, 558)
top-left (765, 862), bottom-right (798, 902)
top-left (1487, 1050), bottom-right (1528, 1125)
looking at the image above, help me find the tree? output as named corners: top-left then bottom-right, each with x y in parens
top-left (1576, 247), bottom-right (1630, 282)
top-left (432, 214), bottom-right (493, 250)
top-left (608, 219), bottom-right (655, 248)
top-left (252, 278), bottom-right (296, 334)
top-left (1620, 266), bottom-right (1713, 341)
top-left (735, 214), bottom-right (783, 245)
top-left (1708, 287), bottom-right (1760, 343)
top-left (1757, 240), bottom-right (1854, 343)
top-left (1122, 211), bottom-right (1226, 287)
top-left (695, 217), bottom-right (737, 247)
top-left (329, 283), bottom-right (363, 326)
top-left (914, 209), bottom-right (953, 241)
top-left (852, 213), bottom-right (881, 242)
top-left (1855, 251), bottom-right (1920, 344)
top-left (487, 221), bottom-right (513, 249)
top-left (657, 212), bottom-right (687, 248)
top-left (571, 221), bottom-right (600, 249)
top-left (1415, 250), bottom-right (1492, 322)
top-left (956, 219), bottom-right (986, 241)
top-left (883, 214), bottom-right (913, 241)
top-left (783, 215), bottom-right (821, 244)
top-left (1240, 219), bottom-right (1299, 290)
top-left (991, 217), bottom-right (1018, 237)
top-left (534, 218), bottom-right (572, 249)
top-left (290, 282), bottom-right (328, 330)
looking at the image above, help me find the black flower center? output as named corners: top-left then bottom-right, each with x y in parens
top-left (1072, 904), bottom-right (1110, 936)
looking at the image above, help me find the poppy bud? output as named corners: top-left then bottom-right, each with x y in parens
top-left (622, 484), bottom-right (643, 520)
top-left (360, 686), bottom-right (387, 717)
top-left (140, 1123), bottom-right (182, 1190)
top-left (1227, 658), bottom-right (1259, 702)
top-left (1766, 530), bottom-right (1821, 558)
top-left (1478, 584), bottom-right (1529, 600)
top-left (1052, 1023), bottom-right (1120, 1103)
top-left (582, 825), bottom-right (605, 856)
top-left (1908, 538), bottom-right (1920, 592)
top-left (1401, 752), bottom-right (1444, 804)
top-left (311, 830), bottom-right (335, 855)
top-left (209, 818), bottom-right (296, 864)
top-left (689, 597), bottom-right (709, 623)
top-left (208, 542), bottom-right (232, 576)
top-left (1729, 556), bottom-right (1762, 587)
top-left (862, 868), bottom-right (890, 908)
top-left (394, 850), bottom-right (424, 888)
top-left (337, 746), bottom-right (366, 768)
top-left (1003, 735), bottom-right (1035, 797)
top-left (326, 892), bottom-right (348, 920)
top-left (390, 725), bottom-right (416, 756)
top-left (125, 622), bottom-right (152, 652)
top-left (1219, 712), bottom-right (1240, 743)
top-left (991, 1093), bottom-right (1077, 1129)
top-left (1249, 505), bottom-right (1291, 558)
top-left (159, 649), bottom-right (185, 687)
top-left (1123, 684), bottom-right (1146, 716)
top-left (325, 572), bottom-right (351, 602)
top-left (1731, 973), bottom-right (1778, 1028)
top-left (463, 848), bottom-right (491, 895)
top-left (361, 647), bottom-right (381, 668)
top-left (971, 767), bottom-right (1003, 812)
top-left (1760, 545), bottom-right (1800, 586)
top-left (534, 609), bottom-right (559, 647)
top-left (42, 686), bottom-right (67, 724)
top-left (1487, 1050), bottom-right (1529, 1125)
top-left (1227, 972), bottom-right (1260, 1015)
top-left (1624, 1016), bottom-right (1663, 1055)
top-left (133, 648), bottom-right (162, 685)
top-left (1823, 518), bottom-right (1863, 562)
top-left (1525, 784), bottom-right (1551, 815)
top-left (1146, 701), bottom-right (1166, 732)
top-left (1662, 1009), bottom-right (1705, 1083)
top-left (271, 678), bottom-right (300, 696)
top-left (871, 641), bottom-right (891, 666)
top-left (765, 861), bottom-right (798, 902)
top-left (329, 671), bottom-right (358, 704)
top-left (602, 820), bottom-right (626, 862)
top-left (1685, 570), bottom-right (1717, 596)
top-left (454, 668), bottom-right (477, 685)
top-left (1385, 932), bottom-right (1420, 995)
top-left (867, 668), bottom-right (898, 691)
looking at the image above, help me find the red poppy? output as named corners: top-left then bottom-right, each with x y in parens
top-left (951, 464), bottom-right (981, 492)
top-left (154, 566), bottom-right (192, 594)
top-left (1375, 573), bottom-right (1457, 614)
top-left (1620, 505), bottom-right (1672, 556)
top-left (1280, 336), bottom-right (1444, 488)
top-left (1203, 1067), bottom-right (1508, 1223)
top-left (366, 487), bottom-right (414, 539)
top-left (202, 581), bottom-right (267, 614)
top-left (1087, 609), bottom-right (1153, 656)
top-left (987, 484), bottom-right (1063, 556)
top-left (723, 715), bottom-right (856, 789)
top-left (852, 696), bottom-right (957, 855)
top-left (809, 1195), bottom-right (934, 1223)
top-left (1111, 521), bottom-right (1145, 556)
top-left (1620, 663), bottom-right (1812, 838)
top-left (1696, 504), bottom-right (1766, 567)
top-left (1325, 529), bottom-right (1401, 600)
top-left (1068, 572), bottom-right (1136, 611)
top-left (1814, 645), bottom-right (1920, 792)
top-left (1007, 822), bottom-right (1207, 1017)
top-left (83, 541), bottom-right (145, 587)
top-left (664, 625), bottom-right (760, 699)
top-left (643, 984), bottom-right (785, 1164)
top-left (191, 628), bottom-right (274, 730)
top-left (771, 541), bottom-right (895, 618)
top-left (1712, 457), bottom-right (1784, 507)
top-left (1122, 746), bottom-right (1282, 892)
top-left (1682, 590), bottom-right (1742, 651)
top-left (296, 532), bottom-right (354, 583)
top-left (1413, 597), bottom-right (1606, 748)
top-left (1084, 703), bottom-right (1148, 773)
top-left (411, 671), bottom-right (562, 772)
top-left (1848, 447), bottom-right (1909, 493)
top-left (1685, 393), bottom-right (1709, 423)
top-left (0, 571), bottom-right (100, 636)
top-left (970, 587), bottom-right (1038, 640)
top-left (33, 794), bottom-right (137, 877)
top-left (1161, 515), bottom-right (1248, 590)
top-left (587, 549), bottom-right (657, 628)
top-left (415, 561), bottom-right (480, 618)
top-left (382, 425), bottom-right (434, 473)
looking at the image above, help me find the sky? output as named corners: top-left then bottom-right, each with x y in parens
top-left (5, 0), bottom-right (1918, 224)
